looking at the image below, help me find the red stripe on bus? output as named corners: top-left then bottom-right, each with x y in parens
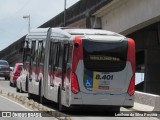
top-left (127, 38), bottom-right (136, 96)
top-left (72, 36), bottom-right (83, 72)
top-left (127, 38), bottom-right (135, 73)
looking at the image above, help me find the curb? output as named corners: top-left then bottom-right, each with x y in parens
top-left (135, 91), bottom-right (160, 111)
top-left (134, 91), bottom-right (160, 119)
top-left (0, 89), bottom-right (71, 120)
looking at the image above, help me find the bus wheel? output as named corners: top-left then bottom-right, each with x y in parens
top-left (28, 92), bottom-right (34, 99)
top-left (16, 86), bottom-right (20, 92)
top-left (58, 88), bottom-right (65, 112)
top-left (112, 107), bottom-right (120, 114)
top-left (25, 77), bottom-right (28, 92)
top-left (39, 93), bottom-right (44, 104)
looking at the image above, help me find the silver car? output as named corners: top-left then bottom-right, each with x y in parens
top-left (0, 60), bottom-right (10, 80)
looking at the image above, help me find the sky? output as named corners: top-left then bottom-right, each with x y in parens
top-left (0, 0), bottom-right (79, 51)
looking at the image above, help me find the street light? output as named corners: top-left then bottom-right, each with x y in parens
top-left (23, 15), bottom-right (30, 33)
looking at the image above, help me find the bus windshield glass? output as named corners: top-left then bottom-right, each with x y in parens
top-left (83, 39), bottom-right (128, 72)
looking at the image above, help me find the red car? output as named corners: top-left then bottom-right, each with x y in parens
top-left (10, 63), bottom-right (23, 87)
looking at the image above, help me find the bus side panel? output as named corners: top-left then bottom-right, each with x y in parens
top-left (63, 66), bottom-right (72, 106)
top-left (123, 38), bottom-right (135, 107)
top-left (32, 62), bottom-right (39, 95)
top-left (23, 61), bottom-right (30, 92)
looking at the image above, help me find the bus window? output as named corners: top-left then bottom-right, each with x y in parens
top-left (83, 39), bottom-right (128, 72)
top-left (58, 42), bottom-right (64, 69)
top-left (31, 41), bottom-right (36, 67)
top-left (37, 41), bottom-right (44, 64)
top-left (55, 43), bottom-right (60, 69)
top-left (63, 43), bottom-right (70, 73)
top-left (49, 42), bottom-right (55, 85)
top-left (49, 42), bottom-right (54, 71)
top-left (23, 41), bottom-right (31, 63)
top-left (41, 41), bottom-right (45, 63)
top-left (49, 41), bottom-right (61, 85)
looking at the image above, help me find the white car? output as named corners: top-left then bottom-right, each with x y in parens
top-left (16, 69), bottom-right (27, 93)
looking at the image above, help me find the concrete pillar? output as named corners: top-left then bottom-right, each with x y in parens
top-left (144, 30), bottom-right (160, 95)
top-left (86, 16), bottom-right (102, 29)
top-left (144, 49), bottom-right (160, 95)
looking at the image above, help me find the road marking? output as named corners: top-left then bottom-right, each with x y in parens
top-left (0, 95), bottom-right (32, 111)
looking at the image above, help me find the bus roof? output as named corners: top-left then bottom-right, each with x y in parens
top-left (26, 28), bottom-right (126, 41)
top-left (64, 28), bottom-right (125, 37)
top-left (64, 28), bottom-right (126, 42)
top-left (26, 28), bottom-right (49, 40)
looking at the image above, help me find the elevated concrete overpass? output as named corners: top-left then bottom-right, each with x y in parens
top-left (0, 0), bottom-right (160, 94)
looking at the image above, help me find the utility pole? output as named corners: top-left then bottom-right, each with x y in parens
top-left (64, 0), bottom-right (66, 27)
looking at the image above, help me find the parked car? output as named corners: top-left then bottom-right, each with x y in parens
top-left (16, 69), bottom-right (27, 93)
top-left (10, 63), bottom-right (23, 87)
top-left (0, 60), bottom-right (10, 80)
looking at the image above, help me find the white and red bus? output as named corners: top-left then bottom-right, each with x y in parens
top-left (23, 28), bottom-right (135, 112)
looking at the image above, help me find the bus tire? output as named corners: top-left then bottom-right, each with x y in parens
top-left (112, 106), bottom-right (120, 114)
top-left (26, 77), bottom-right (28, 92)
top-left (16, 86), bottom-right (20, 92)
top-left (58, 88), bottom-right (65, 112)
top-left (28, 92), bottom-right (34, 99)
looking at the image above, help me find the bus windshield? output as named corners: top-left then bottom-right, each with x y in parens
top-left (83, 39), bottom-right (128, 72)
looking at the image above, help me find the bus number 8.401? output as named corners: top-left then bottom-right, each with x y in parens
top-left (95, 74), bottom-right (113, 80)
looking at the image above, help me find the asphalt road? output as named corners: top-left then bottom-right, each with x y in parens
top-left (0, 77), bottom-right (57, 120)
top-left (0, 94), bottom-right (57, 120)
top-left (0, 77), bottom-right (159, 120)
top-left (0, 77), bottom-right (27, 97)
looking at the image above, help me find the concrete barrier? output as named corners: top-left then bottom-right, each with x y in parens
top-left (153, 96), bottom-right (160, 111)
top-left (135, 91), bottom-right (160, 111)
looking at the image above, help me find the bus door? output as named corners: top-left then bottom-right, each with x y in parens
top-left (48, 41), bottom-right (58, 101)
top-left (28, 40), bottom-right (43, 95)
top-left (35, 41), bottom-right (44, 95)
top-left (61, 42), bottom-right (71, 105)
top-left (23, 40), bottom-right (31, 92)
top-left (29, 40), bottom-right (38, 95)
top-left (28, 40), bottom-right (36, 94)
